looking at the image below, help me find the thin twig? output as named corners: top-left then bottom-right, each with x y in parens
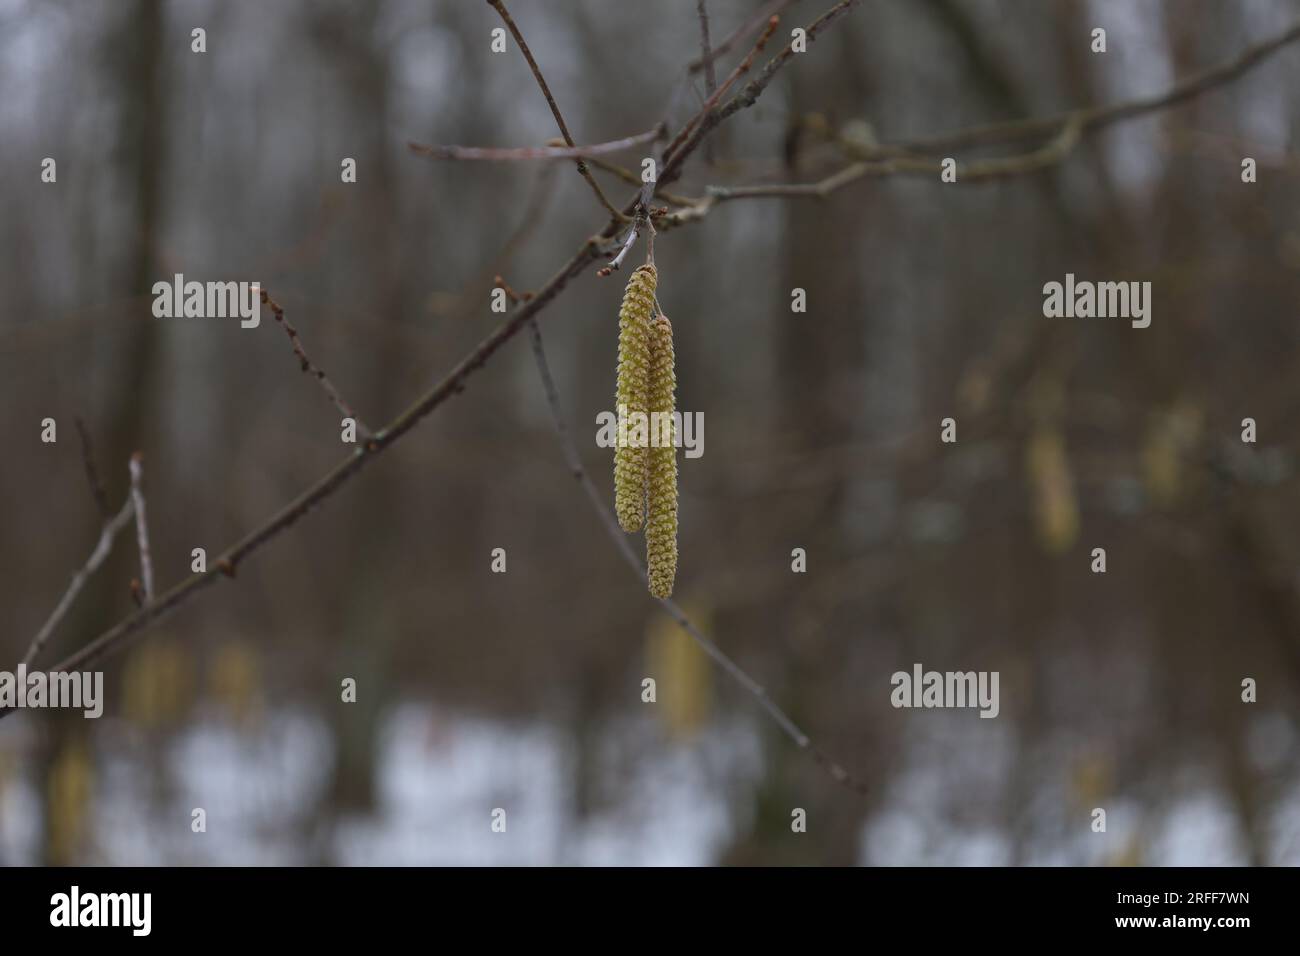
top-left (23, 495), bottom-right (134, 668)
top-left (527, 318), bottom-right (866, 794)
top-left (438, 163), bottom-right (558, 324)
top-left (73, 417), bottom-right (110, 519)
top-left (696, 0), bottom-right (717, 96)
top-left (662, 14), bottom-right (782, 169)
top-left (579, 153), bottom-right (697, 207)
top-left (688, 0), bottom-right (799, 74)
top-left (493, 276), bottom-right (531, 305)
top-left (603, 2), bottom-right (859, 227)
top-left (487, 0), bottom-right (629, 220)
top-left (696, 0), bottom-right (718, 165)
top-left (597, 220), bottom-right (642, 277)
top-left (261, 289), bottom-right (374, 442)
top-left (128, 452), bottom-right (154, 604)
top-left (660, 0), bottom-right (861, 190)
top-left (20, 240), bottom-right (606, 686)
top-left (407, 126), bottom-right (661, 164)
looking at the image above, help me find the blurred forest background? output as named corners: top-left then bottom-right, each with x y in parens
top-left (2, 0), bottom-right (1300, 865)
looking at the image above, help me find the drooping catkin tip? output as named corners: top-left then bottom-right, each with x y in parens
top-left (646, 313), bottom-right (678, 599)
top-left (614, 265), bottom-right (658, 533)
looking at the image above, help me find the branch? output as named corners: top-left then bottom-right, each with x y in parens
top-left (660, 0), bottom-right (862, 188)
top-left (128, 452), bottom-right (154, 604)
top-left (526, 318), bottom-right (868, 794)
top-left (487, 0), bottom-right (628, 220)
top-left (696, 0), bottom-right (718, 166)
top-left (687, 0), bottom-right (799, 75)
top-left (23, 494), bottom-right (134, 668)
top-left (406, 127), bottom-right (662, 164)
top-left (596, 219), bottom-right (642, 277)
top-left (262, 289), bottom-right (374, 441)
top-left (662, 14), bottom-right (783, 170)
top-left (18, 241), bottom-right (605, 685)
top-left (696, 0), bottom-right (718, 96)
top-left (492, 275), bottom-right (532, 305)
top-left (892, 18), bottom-right (1300, 154)
top-left (657, 115), bottom-right (1085, 219)
top-left (580, 153), bottom-right (697, 208)
top-left (658, 15), bottom-right (1300, 214)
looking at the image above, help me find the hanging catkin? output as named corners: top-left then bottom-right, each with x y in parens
top-left (614, 264), bottom-right (656, 532)
top-left (646, 313), bottom-right (678, 599)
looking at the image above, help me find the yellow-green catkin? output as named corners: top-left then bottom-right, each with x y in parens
top-left (614, 264), bottom-right (656, 532)
top-left (646, 314), bottom-right (678, 599)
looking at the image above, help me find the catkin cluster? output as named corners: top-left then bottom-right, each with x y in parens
top-left (614, 264), bottom-right (656, 532)
top-left (612, 262), bottom-right (679, 599)
top-left (645, 314), bottom-right (678, 599)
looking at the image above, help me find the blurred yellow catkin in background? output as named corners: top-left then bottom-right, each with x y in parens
top-left (1071, 750), bottom-right (1113, 810)
top-left (47, 737), bottom-right (93, 865)
top-left (1026, 427), bottom-right (1079, 553)
top-left (645, 600), bottom-right (712, 738)
top-left (1107, 834), bottom-right (1145, 867)
top-left (208, 640), bottom-right (262, 727)
top-left (122, 640), bottom-right (193, 728)
top-left (1141, 400), bottom-right (1203, 509)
